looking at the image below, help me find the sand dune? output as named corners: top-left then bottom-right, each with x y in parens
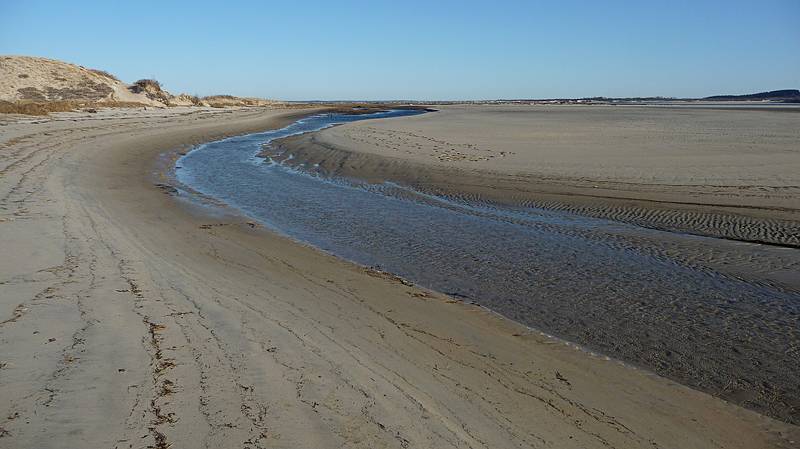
top-left (0, 55), bottom-right (284, 113)
top-left (0, 55), bottom-right (167, 105)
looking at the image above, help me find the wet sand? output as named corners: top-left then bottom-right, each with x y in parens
top-left (280, 104), bottom-right (800, 246)
top-left (1, 106), bottom-right (799, 448)
top-left (270, 104), bottom-right (800, 424)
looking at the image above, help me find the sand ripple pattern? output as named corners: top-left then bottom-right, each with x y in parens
top-left (510, 198), bottom-right (800, 247)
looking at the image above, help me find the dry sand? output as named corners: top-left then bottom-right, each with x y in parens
top-left (1, 106), bottom-right (798, 449)
top-left (281, 104), bottom-right (800, 246)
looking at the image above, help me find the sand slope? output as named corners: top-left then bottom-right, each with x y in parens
top-left (0, 108), bottom-right (798, 448)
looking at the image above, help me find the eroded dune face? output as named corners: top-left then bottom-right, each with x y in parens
top-left (0, 55), bottom-right (165, 105)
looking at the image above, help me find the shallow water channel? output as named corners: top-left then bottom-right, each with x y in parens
top-left (175, 110), bottom-right (800, 423)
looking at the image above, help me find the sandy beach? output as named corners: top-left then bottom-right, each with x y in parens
top-left (1, 106), bottom-right (799, 449)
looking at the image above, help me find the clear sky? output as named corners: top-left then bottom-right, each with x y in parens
top-left (1, 0), bottom-right (798, 100)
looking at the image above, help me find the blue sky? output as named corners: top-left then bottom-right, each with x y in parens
top-left (1, 1), bottom-right (798, 100)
